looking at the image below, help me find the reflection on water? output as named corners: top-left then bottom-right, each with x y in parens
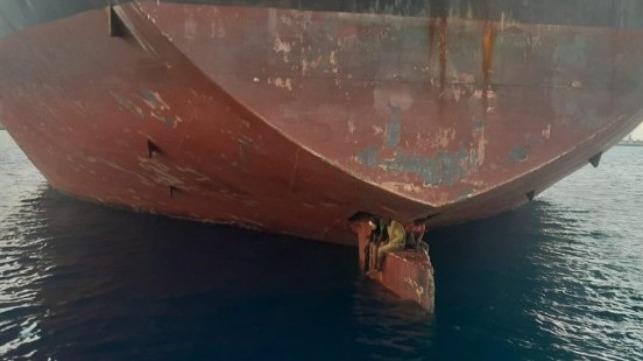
top-left (1, 132), bottom-right (642, 360)
top-left (0, 201), bottom-right (46, 359)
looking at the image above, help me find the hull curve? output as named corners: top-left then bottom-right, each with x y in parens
top-left (1, 1), bottom-right (642, 244)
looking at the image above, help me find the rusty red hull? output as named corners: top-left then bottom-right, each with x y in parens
top-left (1, 2), bottom-right (643, 244)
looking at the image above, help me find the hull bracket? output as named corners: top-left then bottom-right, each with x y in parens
top-left (589, 152), bottom-right (603, 168)
top-left (108, 4), bottom-right (126, 38)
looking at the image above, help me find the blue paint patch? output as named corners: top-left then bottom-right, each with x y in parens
top-left (355, 145), bottom-right (475, 186)
top-left (552, 36), bottom-right (588, 68)
top-left (357, 146), bottom-right (379, 167)
top-left (140, 90), bottom-right (161, 107)
top-left (389, 148), bottom-right (471, 186)
top-left (384, 106), bottom-right (401, 149)
top-left (507, 146), bottom-right (529, 163)
top-left (472, 118), bottom-right (486, 130)
top-left (355, 102), bottom-right (479, 185)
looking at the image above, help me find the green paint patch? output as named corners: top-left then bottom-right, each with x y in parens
top-left (357, 146), bottom-right (379, 167)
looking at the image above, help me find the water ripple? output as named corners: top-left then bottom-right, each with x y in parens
top-left (1, 132), bottom-right (643, 360)
top-left (530, 148), bottom-right (643, 361)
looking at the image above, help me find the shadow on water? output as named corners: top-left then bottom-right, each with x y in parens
top-left (2, 187), bottom-right (436, 361)
top-left (427, 202), bottom-right (556, 360)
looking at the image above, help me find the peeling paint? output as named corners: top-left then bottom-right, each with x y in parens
top-left (139, 90), bottom-right (182, 128)
top-left (347, 119), bottom-right (356, 134)
top-left (473, 89), bottom-right (497, 99)
top-left (273, 36), bottom-right (292, 62)
top-left (356, 146), bottom-right (475, 186)
top-left (403, 276), bottom-right (425, 301)
top-left (431, 127), bottom-right (456, 148)
top-left (175, 166), bottom-right (211, 182)
top-left (373, 86), bottom-right (413, 114)
top-left (329, 50), bottom-right (339, 73)
top-left (542, 124), bottom-right (552, 139)
top-left (475, 130), bottom-right (488, 166)
top-left (208, 14), bottom-right (226, 39)
top-left (381, 182), bottom-right (423, 193)
top-left (272, 77), bottom-right (293, 91)
top-left (150, 113), bottom-right (182, 128)
top-left (110, 91), bottom-right (144, 118)
top-left (140, 90), bottom-right (170, 111)
top-left (138, 157), bottom-right (185, 188)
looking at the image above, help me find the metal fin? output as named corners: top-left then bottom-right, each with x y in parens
top-left (147, 139), bottom-right (160, 158)
top-left (589, 152), bottom-right (602, 168)
top-left (108, 4), bottom-right (126, 37)
top-left (526, 190), bottom-right (536, 202)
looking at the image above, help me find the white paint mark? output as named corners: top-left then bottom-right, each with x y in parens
top-left (542, 124), bottom-right (552, 140)
top-left (347, 120), bottom-right (356, 134)
top-left (273, 37), bottom-right (292, 62)
top-left (373, 86), bottom-right (413, 114)
top-left (476, 130), bottom-right (487, 166)
top-left (273, 77), bottom-right (293, 91)
top-left (184, 15), bottom-right (197, 42)
top-left (329, 51), bottom-right (337, 66)
top-left (403, 276), bottom-right (425, 301)
top-left (142, 91), bottom-right (170, 111)
top-left (280, 15), bottom-right (292, 26)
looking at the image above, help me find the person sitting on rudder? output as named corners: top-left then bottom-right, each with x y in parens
top-left (376, 219), bottom-right (406, 271)
top-left (405, 220), bottom-right (429, 258)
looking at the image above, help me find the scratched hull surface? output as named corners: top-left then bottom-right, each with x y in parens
top-left (1, 1), bottom-right (643, 243)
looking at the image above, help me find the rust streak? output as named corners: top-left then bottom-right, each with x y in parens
top-left (427, 17), bottom-right (437, 69)
top-left (438, 16), bottom-right (448, 90)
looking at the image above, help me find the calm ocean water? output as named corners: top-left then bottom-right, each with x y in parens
top-left (1, 130), bottom-right (642, 361)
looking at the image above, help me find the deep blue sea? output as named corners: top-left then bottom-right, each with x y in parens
top-left (1, 130), bottom-right (642, 361)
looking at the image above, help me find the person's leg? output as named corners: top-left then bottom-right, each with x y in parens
top-left (376, 242), bottom-right (404, 270)
top-left (407, 233), bottom-right (417, 250)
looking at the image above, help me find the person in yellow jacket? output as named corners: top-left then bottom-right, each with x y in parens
top-left (376, 219), bottom-right (406, 271)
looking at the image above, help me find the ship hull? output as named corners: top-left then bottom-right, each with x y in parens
top-left (1, 1), bottom-right (643, 244)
